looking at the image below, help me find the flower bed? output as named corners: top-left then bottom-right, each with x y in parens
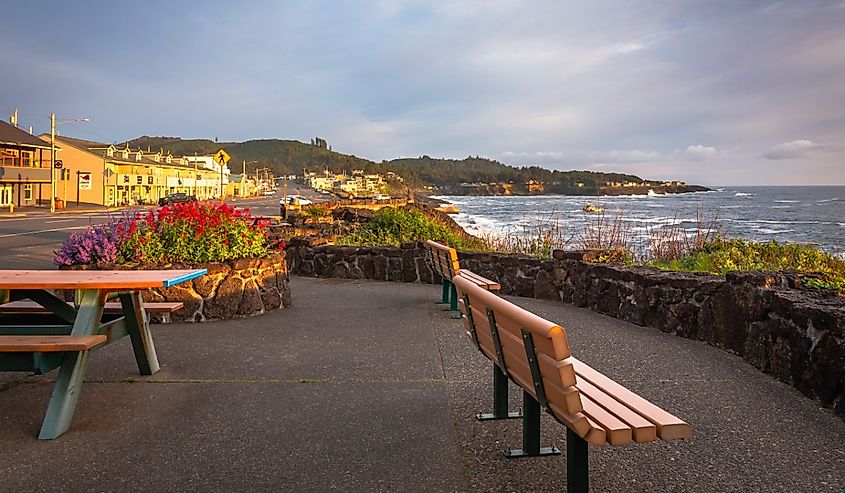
top-left (56, 202), bottom-right (274, 266)
top-left (54, 202), bottom-right (290, 321)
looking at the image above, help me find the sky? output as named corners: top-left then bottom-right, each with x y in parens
top-left (2, 0), bottom-right (844, 185)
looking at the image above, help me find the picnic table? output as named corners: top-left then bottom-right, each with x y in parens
top-left (0, 269), bottom-right (206, 439)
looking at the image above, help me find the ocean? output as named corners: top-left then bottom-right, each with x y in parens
top-left (433, 186), bottom-right (845, 257)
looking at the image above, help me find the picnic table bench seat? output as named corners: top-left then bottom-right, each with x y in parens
top-left (0, 300), bottom-right (184, 314)
top-left (0, 335), bottom-right (107, 352)
top-left (424, 240), bottom-right (500, 312)
top-left (454, 275), bottom-right (691, 492)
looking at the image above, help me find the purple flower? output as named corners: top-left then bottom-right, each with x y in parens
top-left (53, 223), bottom-right (120, 266)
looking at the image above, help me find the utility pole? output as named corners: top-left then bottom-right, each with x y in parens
top-left (50, 113), bottom-right (56, 213)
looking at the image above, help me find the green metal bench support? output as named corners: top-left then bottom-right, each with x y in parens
top-left (567, 428), bottom-right (589, 493)
top-left (504, 391), bottom-right (561, 458)
top-left (476, 364), bottom-right (522, 421)
top-left (475, 308), bottom-right (521, 421)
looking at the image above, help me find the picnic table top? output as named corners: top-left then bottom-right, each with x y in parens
top-left (0, 269), bottom-right (207, 290)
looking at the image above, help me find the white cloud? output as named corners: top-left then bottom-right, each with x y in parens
top-left (685, 144), bottom-right (718, 161)
top-left (763, 140), bottom-right (822, 160)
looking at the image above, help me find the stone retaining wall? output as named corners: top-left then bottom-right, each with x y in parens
top-left (143, 252), bottom-right (291, 322)
top-left (286, 239), bottom-right (844, 416)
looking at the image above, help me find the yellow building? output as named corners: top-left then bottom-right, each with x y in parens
top-left (40, 136), bottom-right (229, 207)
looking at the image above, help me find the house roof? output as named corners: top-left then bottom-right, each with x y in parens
top-left (0, 120), bottom-right (53, 150)
top-left (53, 135), bottom-right (201, 170)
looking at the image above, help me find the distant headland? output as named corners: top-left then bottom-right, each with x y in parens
top-left (124, 135), bottom-right (708, 195)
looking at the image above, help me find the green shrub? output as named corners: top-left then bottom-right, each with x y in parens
top-left (300, 206), bottom-right (331, 217)
top-left (336, 207), bottom-right (485, 250)
top-left (651, 238), bottom-right (845, 293)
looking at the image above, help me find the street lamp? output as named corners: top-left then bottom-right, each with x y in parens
top-left (50, 114), bottom-right (89, 212)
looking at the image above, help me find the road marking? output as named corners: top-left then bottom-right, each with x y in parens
top-left (45, 219), bottom-right (77, 224)
top-left (0, 225), bottom-right (89, 239)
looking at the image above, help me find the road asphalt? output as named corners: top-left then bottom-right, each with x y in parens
top-left (1, 277), bottom-right (843, 492)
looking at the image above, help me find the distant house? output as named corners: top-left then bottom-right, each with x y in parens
top-left (0, 120), bottom-right (53, 208)
top-left (525, 179), bottom-right (544, 193)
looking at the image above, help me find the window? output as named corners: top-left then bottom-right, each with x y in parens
top-left (23, 184), bottom-right (32, 201)
top-left (21, 151), bottom-right (33, 166)
top-left (1, 149), bottom-right (19, 166)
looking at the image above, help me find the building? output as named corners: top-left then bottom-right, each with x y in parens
top-left (38, 136), bottom-right (231, 207)
top-left (0, 120), bottom-right (53, 209)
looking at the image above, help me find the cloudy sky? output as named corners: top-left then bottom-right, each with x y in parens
top-left (2, 1), bottom-right (844, 185)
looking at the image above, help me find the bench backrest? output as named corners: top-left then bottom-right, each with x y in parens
top-left (454, 275), bottom-right (583, 419)
top-left (424, 240), bottom-right (461, 280)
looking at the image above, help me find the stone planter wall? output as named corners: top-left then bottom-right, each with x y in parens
top-left (286, 239), bottom-right (845, 416)
top-left (143, 252), bottom-right (291, 322)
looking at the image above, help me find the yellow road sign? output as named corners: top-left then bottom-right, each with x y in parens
top-left (213, 148), bottom-right (231, 165)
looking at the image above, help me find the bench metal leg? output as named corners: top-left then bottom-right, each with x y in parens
top-left (476, 364), bottom-right (522, 421)
top-left (38, 349), bottom-right (94, 439)
top-left (504, 390), bottom-right (560, 458)
top-left (435, 279), bottom-right (449, 304)
top-left (567, 427), bottom-right (589, 493)
top-left (119, 292), bottom-right (159, 375)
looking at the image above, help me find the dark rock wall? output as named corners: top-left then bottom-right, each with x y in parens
top-left (144, 252), bottom-right (291, 322)
top-left (286, 240), bottom-right (845, 416)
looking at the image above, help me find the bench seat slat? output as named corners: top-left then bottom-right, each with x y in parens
top-left (0, 300), bottom-right (184, 314)
top-left (577, 378), bottom-right (657, 443)
top-left (579, 394), bottom-right (633, 446)
top-left (572, 358), bottom-right (692, 440)
top-left (458, 270), bottom-right (501, 291)
top-left (549, 403), bottom-right (606, 446)
top-left (0, 335), bottom-right (107, 352)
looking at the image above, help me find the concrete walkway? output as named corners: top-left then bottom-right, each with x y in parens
top-left (1, 277), bottom-right (843, 492)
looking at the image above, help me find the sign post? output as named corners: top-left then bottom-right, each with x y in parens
top-left (77, 171), bottom-right (91, 206)
top-left (213, 149), bottom-right (231, 200)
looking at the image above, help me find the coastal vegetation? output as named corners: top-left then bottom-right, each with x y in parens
top-left (650, 238), bottom-right (845, 292)
top-left (332, 206), bottom-right (844, 294)
top-left (336, 208), bottom-right (484, 251)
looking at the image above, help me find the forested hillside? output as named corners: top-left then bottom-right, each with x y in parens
top-left (125, 136), bottom-right (645, 193)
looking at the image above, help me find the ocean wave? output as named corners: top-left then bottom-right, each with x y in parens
top-left (817, 197), bottom-right (839, 203)
top-left (771, 205), bottom-right (791, 209)
top-left (755, 228), bottom-right (795, 234)
top-left (735, 192), bottom-right (756, 197)
top-left (774, 200), bottom-right (800, 203)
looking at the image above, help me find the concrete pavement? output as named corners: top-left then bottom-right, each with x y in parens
top-left (1, 277), bottom-right (843, 492)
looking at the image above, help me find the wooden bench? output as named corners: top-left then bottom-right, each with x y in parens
top-left (0, 335), bottom-right (107, 352)
top-left (424, 240), bottom-right (500, 313)
top-left (453, 275), bottom-right (691, 493)
top-left (0, 300), bottom-right (184, 315)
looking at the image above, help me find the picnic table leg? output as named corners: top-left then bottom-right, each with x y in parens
top-left (119, 291), bottom-right (160, 375)
top-left (38, 289), bottom-right (103, 440)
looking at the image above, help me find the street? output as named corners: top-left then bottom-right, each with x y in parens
top-left (0, 184), bottom-right (325, 269)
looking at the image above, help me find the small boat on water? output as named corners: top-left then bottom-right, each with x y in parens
top-left (583, 203), bottom-right (603, 213)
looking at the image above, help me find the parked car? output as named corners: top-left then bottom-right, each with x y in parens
top-left (280, 195), bottom-right (313, 206)
top-left (373, 194), bottom-right (391, 201)
top-left (158, 193), bottom-right (197, 206)
top-left (261, 189), bottom-right (277, 196)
